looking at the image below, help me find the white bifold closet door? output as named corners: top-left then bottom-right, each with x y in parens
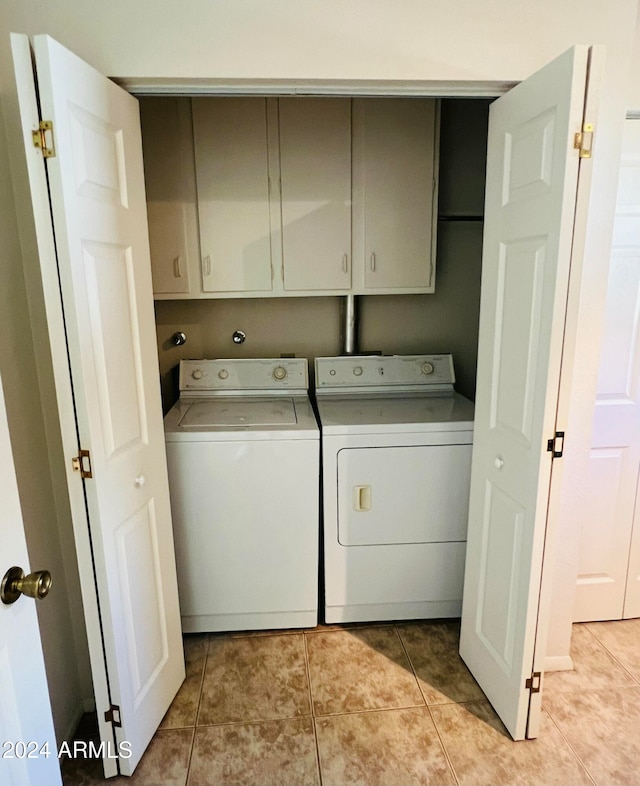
top-left (12, 34), bottom-right (184, 778)
top-left (460, 46), bottom-right (598, 740)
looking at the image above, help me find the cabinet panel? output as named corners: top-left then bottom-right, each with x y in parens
top-left (193, 98), bottom-right (273, 293)
top-left (354, 98), bottom-right (438, 292)
top-left (141, 98), bottom-right (199, 295)
top-left (278, 98), bottom-right (352, 291)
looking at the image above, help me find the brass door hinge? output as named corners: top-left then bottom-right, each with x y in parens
top-left (574, 123), bottom-right (594, 159)
top-left (104, 704), bottom-right (122, 727)
top-left (547, 431), bottom-right (565, 459)
top-left (32, 120), bottom-right (56, 158)
top-left (525, 671), bottom-right (542, 694)
top-left (72, 449), bottom-right (93, 478)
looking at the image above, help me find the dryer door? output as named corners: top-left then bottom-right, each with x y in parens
top-left (337, 442), bottom-right (472, 546)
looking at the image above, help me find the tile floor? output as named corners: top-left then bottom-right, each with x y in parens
top-left (62, 618), bottom-right (640, 786)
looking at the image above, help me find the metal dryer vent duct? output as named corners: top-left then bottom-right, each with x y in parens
top-left (341, 294), bottom-right (359, 355)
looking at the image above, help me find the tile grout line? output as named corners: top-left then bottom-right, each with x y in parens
top-left (184, 634), bottom-right (211, 786)
top-left (313, 701), bottom-right (432, 720)
top-left (394, 625), bottom-right (461, 786)
top-left (542, 705), bottom-right (598, 786)
top-left (393, 624), bottom-right (428, 707)
top-left (302, 631), bottom-right (324, 786)
top-left (425, 704), bottom-right (462, 786)
top-left (580, 623), bottom-right (640, 687)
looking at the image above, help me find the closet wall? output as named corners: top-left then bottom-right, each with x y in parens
top-left (152, 98), bottom-right (490, 409)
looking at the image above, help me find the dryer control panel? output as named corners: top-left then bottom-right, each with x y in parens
top-left (315, 354), bottom-right (456, 392)
top-left (179, 358), bottom-right (309, 393)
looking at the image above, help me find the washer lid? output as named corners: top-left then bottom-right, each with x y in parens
top-left (178, 397), bottom-right (298, 428)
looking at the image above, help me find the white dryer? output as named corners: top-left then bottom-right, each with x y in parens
top-left (315, 354), bottom-right (474, 624)
top-left (164, 358), bottom-right (319, 632)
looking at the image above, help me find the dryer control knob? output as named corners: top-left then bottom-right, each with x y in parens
top-left (421, 362), bottom-right (435, 375)
top-left (353, 366), bottom-right (363, 376)
top-left (273, 366), bottom-right (287, 381)
top-left (192, 369), bottom-right (203, 380)
top-left (218, 369), bottom-right (229, 380)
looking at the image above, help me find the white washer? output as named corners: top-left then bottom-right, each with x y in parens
top-left (164, 358), bottom-right (319, 632)
top-left (315, 354), bottom-right (474, 624)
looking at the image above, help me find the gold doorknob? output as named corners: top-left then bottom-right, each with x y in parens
top-left (1, 566), bottom-right (52, 605)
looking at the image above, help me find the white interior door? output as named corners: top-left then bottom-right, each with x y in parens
top-left (0, 370), bottom-right (61, 786)
top-left (12, 34), bottom-right (185, 776)
top-left (460, 46), bottom-right (592, 740)
top-left (574, 119), bottom-right (640, 621)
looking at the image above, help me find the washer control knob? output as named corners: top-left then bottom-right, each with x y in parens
top-left (192, 369), bottom-right (203, 380)
top-left (273, 366), bottom-right (287, 381)
top-left (421, 362), bottom-right (435, 375)
top-left (218, 369), bottom-right (229, 380)
top-left (353, 366), bottom-right (363, 377)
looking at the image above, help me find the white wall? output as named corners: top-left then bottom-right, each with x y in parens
top-left (0, 0), bottom-right (638, 730)
top-left (630, 13), bottom-right (640, 111)
top-left (0, 0), bottom-right (636, 84)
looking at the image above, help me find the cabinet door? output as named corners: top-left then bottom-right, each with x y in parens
top-left (141, 98), bottom-right (199, 295)
top-left (193, 98), bottom-right (273, 293)
top-left (279, 98), bottom-right (352, 291)
top-left (354, 98), bottom-right (437, 292)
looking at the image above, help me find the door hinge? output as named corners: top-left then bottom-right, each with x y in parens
top-left (547, 431), bottom-right (565, 459)
top-left (104, 704), bottom-right (122, 727)
top-left (574, 123), bottom-right (594, 159)
top-left (32, 120), bottom-right (56, 158)
top-left (525, 671), bottom-right (542, 694)
top-left (72, 449), bottom-right (93, 478)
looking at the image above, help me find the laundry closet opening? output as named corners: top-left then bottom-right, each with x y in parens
top-left (137, 93), bottom-right (492, 634)
top-left (141, 96), bottom-right (491, 414)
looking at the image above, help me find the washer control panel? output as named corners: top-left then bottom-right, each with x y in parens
top-left (179, 358), bottom-right (308, 392)
top-left (315, 354), bottom-right (456, 390)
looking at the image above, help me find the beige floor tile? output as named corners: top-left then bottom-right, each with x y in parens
top-left (62, 728), bottom-right (193, 786)
top-left (398, 621), bottom-right (485, 705)
top-left (315, 707), bottom-right (456, 786)
top-left (430, 701), bottom-right (592, 786)
top-left (585, 618), bottom-right (640, 680)
top-left (543, 624), bottom-right (637, 695)
top-left (306, 626), bottom-right (424, 716)
top-left (197, 633), bottom-right (311, 725)
top-left (544, 685), bottom-right (640, 785)
top-left (188, 718), bottom-right (319, 786)
top-left (160, 634), bottom-right (208, 729)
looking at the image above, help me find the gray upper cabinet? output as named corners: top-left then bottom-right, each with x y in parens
top-left (352, 98), bottom-right (438, 294)
top-left (278, 98), bottom-right (352, 293)
top-left (193, 98), bottom-right (274, 295)
top-left (142, 96), bottom-right (439, 299)
top-left (141, 97), bottom-right (200, 297)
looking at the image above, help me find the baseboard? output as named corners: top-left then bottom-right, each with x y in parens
top-left (544, 654), bottom-right (574, 672)
top-left (60, 700), bottom-right (87, 747)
